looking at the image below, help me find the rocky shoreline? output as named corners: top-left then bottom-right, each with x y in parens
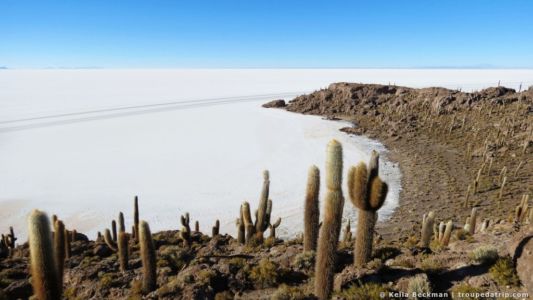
top-left (1, 83), bottom-right (532, 299)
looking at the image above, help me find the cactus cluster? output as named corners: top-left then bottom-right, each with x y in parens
top-left (347, 150), bottom-right (389, 267)
top-left (0, 226), bottom-right (17, 258)
top-left (421, 211), bottom-right (435, 248)
top-left (514, 194), bottom-right (530, 224)
top-left (236, 170), bottom-right (282, 245)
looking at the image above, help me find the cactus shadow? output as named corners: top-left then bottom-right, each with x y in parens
top-left (431, 263), bottom-right (491, 292)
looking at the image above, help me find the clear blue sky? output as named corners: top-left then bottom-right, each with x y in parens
top-left (1, 1), bottom-right (532, 68)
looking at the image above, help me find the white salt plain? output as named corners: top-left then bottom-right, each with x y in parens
top-left (1, 69), bottom-right (532, 241)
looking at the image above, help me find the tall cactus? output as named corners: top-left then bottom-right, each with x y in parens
top-left (421, 212), bottom-right (435, 248)
top-left (118, 231), bottom-right (129, 272)
top-left (53, 220), bottom-right (66, 287)
top-left (134, 196), bottom-right (140, 242)
top-left (314, 140), bottom-right (344, 300)
top-left (64, 228), bottom-right (71, 259)
top-left (28, 210), bottom-right (61, 300)
top-left (104, 229), bottom-right (117, 251)
top-left (212, 220), bottom-right (220, 237)
top-left (348, 150), bottom-right (388, 266)
top-left (236, 218), bottom-right (245, 244)
top-left (241, 202), bottom-right (255, 244)
top-left (118, 212), bottom-right (129, 272)
top-left (139, 220), bottom-right (157, 293)
top-left (304, 165), bottom-right (320, 252)
top-left (111, 220), bottom-right (117, 242)
top-left (180, 213), bottom-right (191, 246)
top-left (255, 170), bottom-right (270, 238)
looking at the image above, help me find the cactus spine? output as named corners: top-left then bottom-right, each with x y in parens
top-left (139, 220), bottom-right (157, 293)
top-left (304, 165), bottom-right (320, 252)
top-left (28, 210), bottom-right (61, 300)
top-left (314, 140), bottom-right (344, 300)
top-left (421, 211), bottom-right (435, 248)
top-left (348, 150), bottom-right (388, 267)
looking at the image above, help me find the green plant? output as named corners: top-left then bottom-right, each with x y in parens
top-left (304, 165), bottom-right (320, 252)
top-left (469, 246), bottom-right (498, 265)
top-left (489, 257), bottom-right (520, 287)
top-left (292, 251), bottom-right (315, 270)
top-left (250, 258), bottom-right (278, 288)
top-left (272, 284), bottom-right (311, 300)
top-left (28, 209), bottom-right (62, 300)
top-left (450, 283), bottom-right (484, 300)
top-left (335, 282), bottom-right (393, 300)
top-left (348, 150), bottom-right (388, 266)
top-left (315, 140), bottom-right (345, 300)
top-left (407, 275), bottom-right (431, 299)
top-left (420, 255), bottom-right (445, 274)
top-left (139, 220), bottom-right (157, 293)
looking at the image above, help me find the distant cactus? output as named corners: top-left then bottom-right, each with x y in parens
top-left (212, 220), bottom-right (220, 237)
top-left (463, 185), bottom-right (471, 207)
top-left (343, 220), bottom-right (352, 243)
top-left (180, 213), bottom-right (191, 245)
top-left (241, 202), bottom-right (255, 244)
top-left (118, 212), bottom-right (125, 232)
top-left (315, 140), bottom-right (344, 300)
top-left (194, 221), bottom-right (200, 233)
top-left (104, 229), bottom-right (117, 251)
top-left (269, 218), bottom-right (282, 239)
top-left (421, 212), bottom-right (435, 248)
top-left (514, 194), bottom-right (529, 223)
top-left (28, 210), bottom-right (61, 300)
top-left (236, 218), bottom-right (245, 244)
top-left (53, 220), bottom-right (66, 287)
top-left (468, 208), bottom-right (478, 235)
top-left (118, 231), bottom-right (129, 272)
top-left (304, 165), bottom-right (320, 252)
top-left (348, 150), bottom-right (388, 266)
top-left (111, 220), bottom-right (117, 242)
top-left (64, 228), bottom-right (71, 259)
top-left (134, 196), bottom-right (140, 242)
top-left (139, 220), bottom-right (157, 293)
top-left (440, 220), bottom-right (453, 246)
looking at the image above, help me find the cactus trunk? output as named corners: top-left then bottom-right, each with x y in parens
top-left (139, 221), bottom-right (157, 293)
top-left (304, 165), bottom-right (320, 252)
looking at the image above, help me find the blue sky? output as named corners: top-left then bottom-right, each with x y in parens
top-left (1, 1), bottom-right (532, 68)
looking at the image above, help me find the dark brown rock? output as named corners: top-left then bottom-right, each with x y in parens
top-left (262, 99), bottom-right (286, 108)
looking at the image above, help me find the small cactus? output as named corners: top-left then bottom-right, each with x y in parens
top-left (269, 218), bottom-right (282, 239)
top-left (468, 208), bottom-right (478, 235)
top-left (314, 140), bottom-right (345, 300)
top-left (440, 220), bottom-right (453, 246)
top-left (104, 229), bottom-right (117, 251)
top-left (194, 221), bottom-right (200, 233)
top-left (236, 218), bottom-right (245, 244)
top-left (212, 220), bottom-right (220, 237)
top-left (139, 220), bottom-right (157, 293)
top-left (421, 211), bottom-right (435, 248)
top-left (304, 165), bottom-right (320, 252)
top-left (180, 213), bottom-right (191, 245)
top-left (348, 150), bottom-right (388, 266)
top-left (28, 210), bottom-right (61, 300)
top-left (111, 220), bottom-right (117, 242)
top-left (118, 212), bottom-right (125, 232)
top-left (343, 220), bottom-right (352, 243)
